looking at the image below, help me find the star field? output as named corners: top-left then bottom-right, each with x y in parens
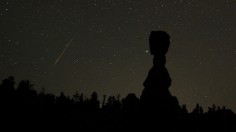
top-left (0, 0), bottom-right (236, 112)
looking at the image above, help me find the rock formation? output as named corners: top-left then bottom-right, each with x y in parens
top-left (140, 31), bottom-right (179, 114)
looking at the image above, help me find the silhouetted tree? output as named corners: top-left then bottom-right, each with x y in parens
top-left (121, 93), bottom-right (140, 113)
top-left (208, 104), bottom-right (217, 113)
top-left (0, 76), bottom-right (16, 101)
top-left (0, 76), bottom-right (15, 91)
top-left (16, 80), bottom-right (37, 107)
top-left (102, 95), bottom-right (121, 112)
top-left (38, 89), bottom-right (56, 106)
top-left (89, 92), bottom-right (100, 110)
top-left (102, 94), bottom-right (107, 108)
top-left (0, 76), bottom-right (16, 119)
top-left (0, 76), bottom-right (15, 92)
top-left (73, 92), bottom-right (81, 103)
top-left (192, 103), bottom-right (204, 114)
top-left (56, 92), bottom-right (72, 107)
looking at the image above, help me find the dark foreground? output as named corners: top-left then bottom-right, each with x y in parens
top-left (0, 77), bottom-right (236, 131)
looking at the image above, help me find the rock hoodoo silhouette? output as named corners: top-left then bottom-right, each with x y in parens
top-left (140, 31), bottom-right (179, 114)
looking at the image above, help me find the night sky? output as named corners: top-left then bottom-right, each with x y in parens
top-left (0, 0), bottom-right (235, 112)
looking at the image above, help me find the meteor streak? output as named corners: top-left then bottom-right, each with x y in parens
top-left (53, 38), bottom-right (73, 66)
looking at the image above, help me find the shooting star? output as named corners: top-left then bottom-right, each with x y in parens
top-left (53, 38), bottom-right (73, 66)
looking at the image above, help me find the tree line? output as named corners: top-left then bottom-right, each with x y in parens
top-left (0, 76), bottom-right (235, 131)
